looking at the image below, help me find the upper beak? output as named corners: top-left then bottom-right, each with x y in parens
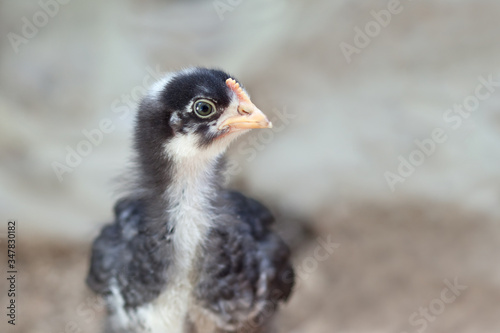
top-left (218, 102), bottom-right (273, 130)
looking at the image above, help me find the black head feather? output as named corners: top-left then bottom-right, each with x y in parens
top-left (136, 67), bottom-right (240, 142)
top-left (132, 68), bottom-right (243, 191)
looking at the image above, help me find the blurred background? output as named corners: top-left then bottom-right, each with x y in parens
top-left (1, 0), bottom-right (500, 332)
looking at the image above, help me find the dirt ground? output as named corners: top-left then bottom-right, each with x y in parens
top-left (2, 199), bottom-right (499, 333)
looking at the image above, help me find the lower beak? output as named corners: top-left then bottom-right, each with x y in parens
top-left (218, 103), bottom-right (273, 130)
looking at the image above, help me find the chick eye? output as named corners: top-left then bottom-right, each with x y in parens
top-left (193, 99), bottom-right (216, 118)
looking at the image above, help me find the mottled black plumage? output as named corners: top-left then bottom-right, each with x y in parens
top-left (87, 68), bottom-right (294, 333)
top-left (88, 198), bottom-right (173, 308)
top-left (195, 191), bottom-right (294, 330)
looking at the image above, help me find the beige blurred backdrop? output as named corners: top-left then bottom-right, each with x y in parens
top-left (1, 0), bottom-right (500, 332)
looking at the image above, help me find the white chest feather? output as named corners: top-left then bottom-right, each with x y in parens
top-left (147, 162), bottom-right (216, 332)
top-left (139, 138), bottom-right (218, 333)
top-left (108, 134), bottom-right (221, 333)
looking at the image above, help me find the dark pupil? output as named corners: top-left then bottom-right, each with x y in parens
top-left (196, 102), bottom-right (212, 115)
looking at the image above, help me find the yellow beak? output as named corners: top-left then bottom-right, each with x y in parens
top-left (218, 102), bottom-right (273, 130)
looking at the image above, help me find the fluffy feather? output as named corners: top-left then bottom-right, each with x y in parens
top-left (87, 68), bottom-right (294, 333)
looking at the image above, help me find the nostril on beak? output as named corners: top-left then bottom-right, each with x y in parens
top-left (238, 105), bottom-right (252, 115)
